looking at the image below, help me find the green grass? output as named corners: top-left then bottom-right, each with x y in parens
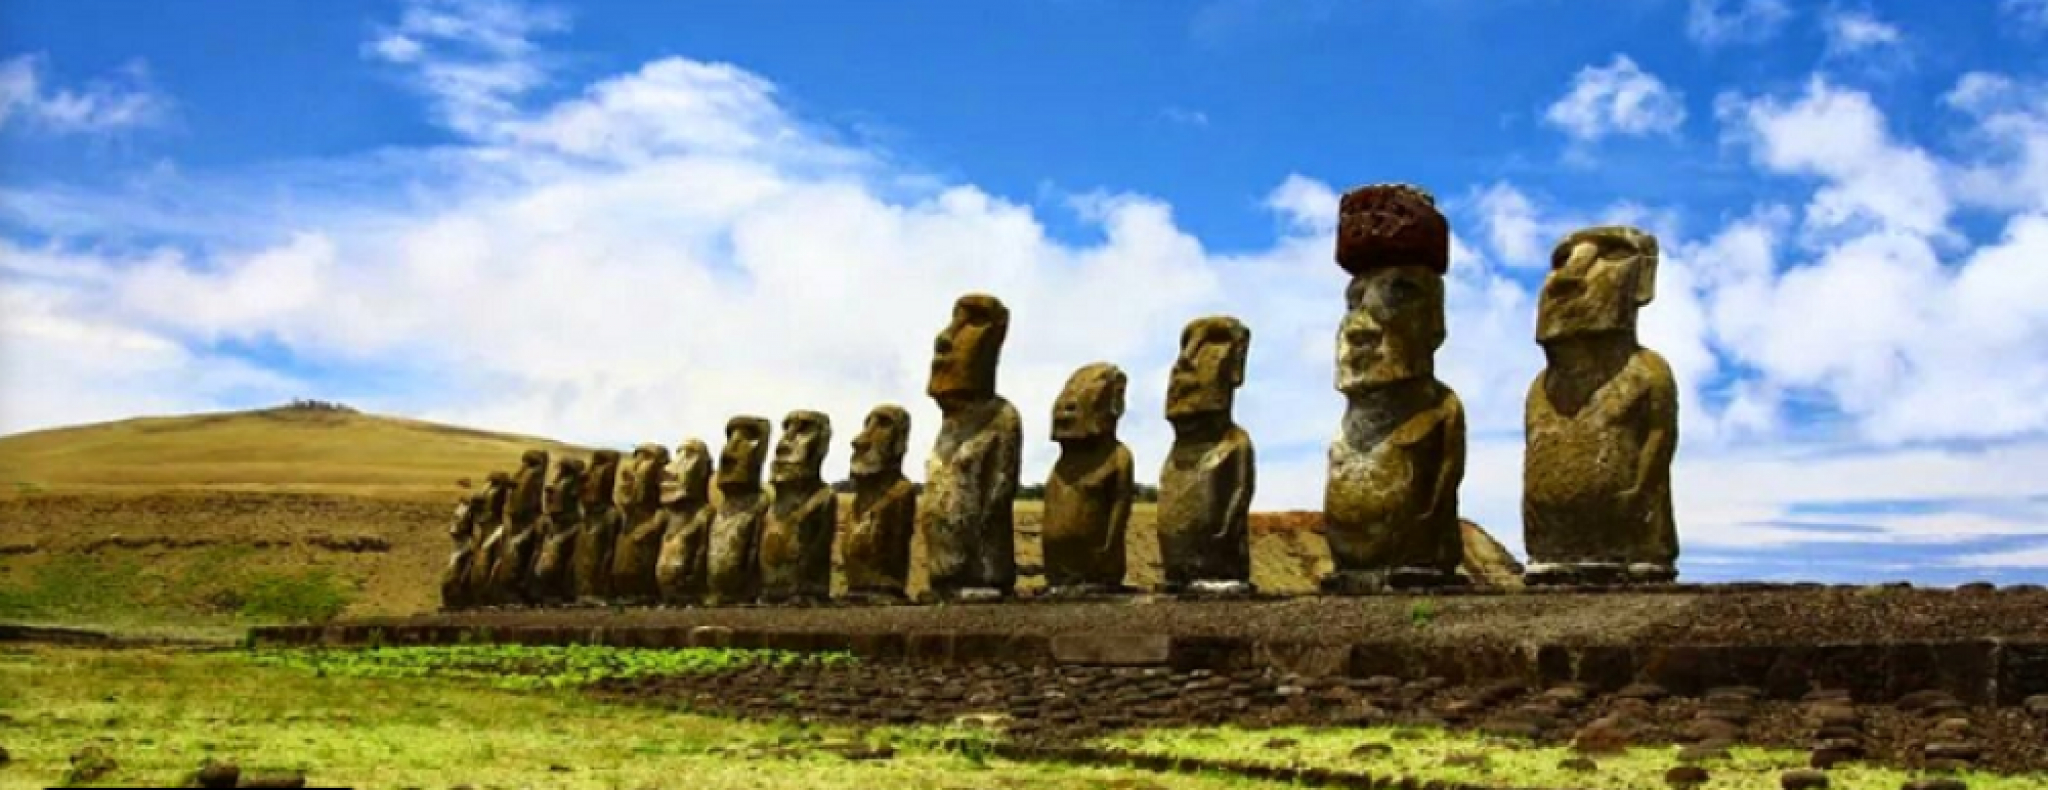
top-left (246, 644), bottom-right (853, 691)
top-left (0, 550), bottom-right (354, 638)
top-left (0, 645), bottom-right (1291, 790)
top-left (1098, 724), bottom-right (2044, 790)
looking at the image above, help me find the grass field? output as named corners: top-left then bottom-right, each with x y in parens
top-left (1, 644), bottom-right (2030, 790)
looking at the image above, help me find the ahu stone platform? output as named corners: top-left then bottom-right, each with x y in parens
top-left (252, 584), bottom-right (2048, 706)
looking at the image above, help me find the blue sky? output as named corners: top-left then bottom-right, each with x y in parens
top-left (4, 0), bottom-right (2048, 583)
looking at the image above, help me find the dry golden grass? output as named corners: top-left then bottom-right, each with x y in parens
top-left (0, 405), bottom-right (591, 501)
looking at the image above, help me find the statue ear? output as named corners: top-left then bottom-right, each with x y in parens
top-left (1633, 232), bottom-right (1660, 307)
top-left (1228, 326), bottom-right (1251, 387)
top-left (1109, 371), bottom-right (1128, 419)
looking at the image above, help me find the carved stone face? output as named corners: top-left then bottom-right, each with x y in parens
top-left (927, 294), bottom-right (1010, 405)
top-left (850, 405), bottom-right (910, 477)
top-left (520, 449), bottom-right (548, 473)
top-left (669, 440), bottom-right (712, 502)
top-left (1052, 362), bottom-right (1127, 442)
top-left (614, 444), bottom-right (669, 508)
top-left (717, 416), bottom-right (772, 492)
top-left (772, 410), bottom-right (832, 485)
top-left (546, 458), bottom-right (584, 513)
top-left (581, 450), bottom-right (619, 506)
top-left (1536, 226), bottom-right (1658, 344)
top-left (1166, 316), bottom-right (1251, 421)
top-left (1337, 267), bottom-right (1445, 393)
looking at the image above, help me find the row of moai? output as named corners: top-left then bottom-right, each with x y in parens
top-left (439, 182), bottom-right (1678, 609)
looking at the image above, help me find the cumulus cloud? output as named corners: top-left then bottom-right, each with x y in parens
top-left (1717, 77), bottom-right (1950, 237)
top-left (1686, 0), bottom-right (1793, 47)
top-left (0, 54), bottom-right (169, 134)
top-left (363, 0), bottom-right (568, 137)
top-left (1543, 55), bottom-right (1687, 143)
top-left (1821, 8), bottom-right (1903, 56)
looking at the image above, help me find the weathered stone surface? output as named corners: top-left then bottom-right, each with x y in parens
top-left (1050, 634), bottom-right (1171, 666)
top-left (527, 458), bottom-right (584, 604)
top-left (760, 410), bottom-right (836, 603)
top-left (439, 489), bottom-right (487, 610)
top-left (707, 416), bottom-right (772, 605)
top-left (842, 405), bottom-right (916, 600)
top-left (606, 444), bottom-right (670, 602)
top-left (1524, 225), bottom-right (1680, 585)
top-left (464, 471), bottom-right (512, 600)
top-left (1459, 520), bottom-right (1525, 589)
top-left (1158, 315), bottom-right (1255, 592)
top-left (1323, 186), bottom-right (1467, 592)
top-left (1043, 362), bottom-right (1135, 593)
top-left (920, 294), bottom-right (1022, 599)
top-left (570, 450), bottom-right (620, 602)
top-left (1781, 770), bottom-right (1829, 790)
top-left (654, 440), bottom-right (714, 604)
top-left (485, 450), bottom-right (548, 604)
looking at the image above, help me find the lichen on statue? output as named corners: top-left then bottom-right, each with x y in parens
top-left (570, 449), bottom-right (621, 603)
top-left (1321, 184), bottom-right (1468, 593)
top-left (526, 457), bottom-right (584, 605)
top-left (1042, 362), bottom-right (1135, 595)
top-left (655, 439), bottom-right (714, 605)
top-left (706, 416), bottom-right (772, 605)
top-left (919, 294), bottom-right (1022, 602)
top-left (1523, 225), bottom-right (1680, 586)
top-left (1157, 315), bottom-right (1255, 596)
top-left (759, 410), bottom-right (836, 604)
top-left (485, 449), bottom-right (548, 605)
top-left (842, 405), bottom-right (916, 602)
top-left (606, 443), bottom-right (671, 604)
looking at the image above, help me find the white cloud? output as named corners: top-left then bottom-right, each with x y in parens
top-left (0, 54), bottom-right (168, 134)
top-left (1471, 183), bottom-right (1546, 266)
top-left (1719, 77), bottom-right (1950, 237)
top-left (2002, 0), bottom-right (2048, 31)
top-left (1821, 8), bottom-right (1903, 56)
top-left (1262, 174), bottom-right (1336, 235)
top-left (364, 0), bottom-right (568, 137)
top-left (1686, 0), bottom-right (1793, 47)
top-left (1943, 73), bottom-right (2048, 213)
top-left (1160, 106), bottom-right (1210, 128)
top-left (1543, 55), bottom-right (1687, 143)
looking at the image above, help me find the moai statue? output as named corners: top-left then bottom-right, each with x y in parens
top-left (919, 294), bottom-right (1023, 601)
top-left (655, 439), bottom-right (715, 605)
top-left (1322, 184), bottom-right (1469, 593)
top-left (439, 488), bottom-right (487, 610)
top-left (1157, 316), bottom-right (1256, 596)
top-left (841, 405), bottom-right (917, 602)
top-left (1524, 225), bottom-right (1679, 585)
top-left (1042, 362), bottom-right (1136, 596)
top-left (464, 470), bottom-right (513, 603)
top-left (570, 449), bottom-right (622, 603)
top-left (486, 449), bottom-right (549, 605)
top-left (526, 457), bottom-right (585, 605)
top-left (607, 443), bottom-right (672, 604)
top-left (706, 416), bottom-right (772, 605)
top-left (759, 410), bottom-right (837, 604)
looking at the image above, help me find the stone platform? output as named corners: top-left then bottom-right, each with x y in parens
top-left (251, 584), bottom-right (2048, 705)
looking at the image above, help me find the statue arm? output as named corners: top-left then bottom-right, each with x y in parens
top-left (1626, 356), bottom-right (1679, 509)
top-left (1419, 394), bottom-right (1467, 525)
top-left (1103, 445), bottom-right (1135, 555)
top-left (1217, 434), bottom-right (1254, 541)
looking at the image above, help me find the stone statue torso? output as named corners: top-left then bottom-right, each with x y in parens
top-left (706, 491), bottom-right (768, 604)
top-left (842, 474), bottom-right (916, 596)
top-left (920, 397), bottom-right (1022, 593)
top-left (1042, 442), bottom-right (1134, 588)
top-left (1524, 348), bottom-right (1678, 563)
top-left (758, 484), bottom-right (838, 601)
top-left (1324, 384), bottom-right (1464, 574)
top-left (1157, 425), bottom-right (1254, 586)
top-left (655, 498), bottom-right (713, 603)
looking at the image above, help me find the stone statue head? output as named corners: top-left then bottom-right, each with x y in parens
top-left (1335, 184), bottom-right (1449, 277)
top-left (663, 439), bottom-right (712, 505)
top-left (772, 410), bottom-right (832, 485)
top-left (614, 443), bottom-right (670, 509)
top-left (483, 470), bottom-right (512, 520)
top-left (546, 458), bottom-right (585, 514)
top-left (581, 450), bottom-right (620, 507)
top-left (850, 405), bottom-right (910, 478)
top-left (1337, 269), bottom-right (1446, 393)
top-left (1536, 225), bottom-right (1659, 344)
top-left (1167, 316), bottom-right (1251, 422)
top-left (1052, 362), bottom-right (1127, 442)
top-left (717, 416), bottom-right (773, 493)
top-left (927, 294), bottom-right (1010, 406)
top-left (519, 449), bottom-right (548, 472)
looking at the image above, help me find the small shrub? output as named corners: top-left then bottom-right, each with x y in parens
top-left (1408, 599), bottom-right (1437, 628)
top-left (239, 570), bottom-right (352, 624)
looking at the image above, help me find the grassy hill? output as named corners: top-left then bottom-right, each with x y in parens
top-left (0, 402), bottom-right (591, 499)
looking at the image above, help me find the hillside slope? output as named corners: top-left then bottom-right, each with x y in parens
top-left (0, 403), bottom-right (591, 499)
